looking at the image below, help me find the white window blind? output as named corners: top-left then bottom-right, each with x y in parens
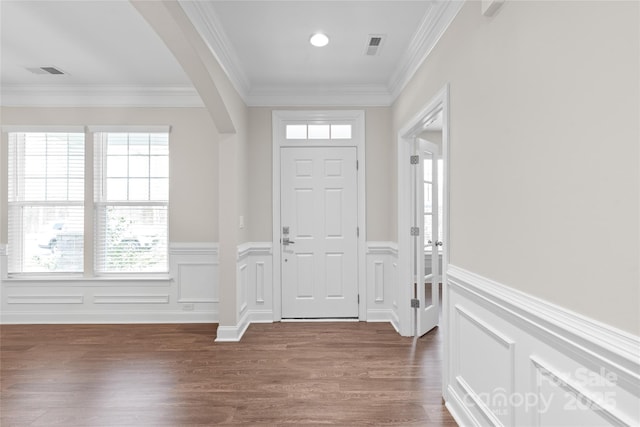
top-left (94, 132), bottom-right (169, 273)
top-left (7, 132), bottom-right (85, 273)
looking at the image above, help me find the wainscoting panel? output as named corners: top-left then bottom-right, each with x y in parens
top-left (7, 295), bottom-right (84, 304)
top-left (530, 356), bottom-right (631, 427)
top-left (374, 261), bottom-right (384, 303)
top-left (224, 242), bottom-right (403, 341)
top-left (238, 261), bottom-right (248, 316)
top-left (256, 261), bottom-right (266, 304)
top-left (176, 263), bottom-right (218, 303)
top-left (366, 242), bottom-right (398, 324)
top-left (239, 242), bottom-right (273, 323)
top-left (454, 304), bottom-right (515, 426)
top-left (216, 243), bottom-right (274, 342)
top-left (445, 265), bottom-right (640, 427)
top-left (391, 258), bottom-right (399, 332)
top-left (93, 295), bottom-right (170, 304)
top-left (0, 243), bottom-right (219, 323)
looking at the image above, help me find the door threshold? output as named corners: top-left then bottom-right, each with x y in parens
top-left (281, 318), bottom-right (359, 323)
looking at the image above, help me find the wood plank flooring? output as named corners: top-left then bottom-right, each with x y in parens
top-left (1, 322), bottom-right (456, 426)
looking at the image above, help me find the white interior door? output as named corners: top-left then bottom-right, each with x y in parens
top-left (281, 146), bottom-right (358, 318)
top-left (415, 139), bottom-right (440, 336)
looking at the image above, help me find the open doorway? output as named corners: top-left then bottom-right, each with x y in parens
top-left (414, 128), bottom-right (444, 336)
top-left (418, 127), bottom-right (444, 322)
top-left (396, 84), bottom-right (450, 396)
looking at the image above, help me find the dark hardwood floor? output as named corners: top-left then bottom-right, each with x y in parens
top-left (1, 322), bottom-right (456, 426)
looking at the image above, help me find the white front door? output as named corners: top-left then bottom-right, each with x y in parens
top-left (280, 146), bottom-right (358, 318)
top-left (415, 139), bottom-right (440, 336)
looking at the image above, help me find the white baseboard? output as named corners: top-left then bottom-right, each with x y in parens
top-left (389, 308), bottom-right (401, 334)
top-left (446, 388), bottom-right (478, 427)
top-left (247, 309), bottom-right (275, 323)
top-left (366, 308), bottom-right (396, 322)
top-left (215, 308), bottom-right (251, 342)
top-left (0, 311), bottom-right (218, 324)
top-left (445, 264), bottom-right (640, 426)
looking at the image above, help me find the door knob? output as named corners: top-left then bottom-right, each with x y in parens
top-left (435, 241), bottom-right (443, 247)
top-left (283, 237), bottom-right (295, 246)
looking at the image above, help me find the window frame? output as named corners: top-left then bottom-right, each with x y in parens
top-left (3, 125), bottom-right (171, 280)
top-left (92, 128), bottom-right (170, 276)
top-left (6, 128), bottom-right (86, 277)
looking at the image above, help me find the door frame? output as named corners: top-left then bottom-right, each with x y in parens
top-left (396, 84), bottom-right (450, 395)
top-left (272, 110), bottom-right (366, 321)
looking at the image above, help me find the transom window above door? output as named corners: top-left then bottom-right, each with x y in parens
top-left (285, 124), bottom-right (352, 140)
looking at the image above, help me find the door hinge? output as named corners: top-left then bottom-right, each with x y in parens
top-left (411, 298), bottom-right (420, 308)
top-left (356, 160), bottom-right (359, 170)
top-left (410, 155), bottom-right (419, 165)
top-left (358, 295), bottom-right (360, 304)
top-left (410, 226), bottom-right (420, 236)
top-left (357, 226), bottom-right (359, 237)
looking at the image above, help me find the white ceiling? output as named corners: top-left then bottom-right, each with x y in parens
top-left (0, 0), bottom-right (462, 107)
top-left (204, 2), bottom-right (429, 87)
top-left (0, 0), bottom-right (200, 106)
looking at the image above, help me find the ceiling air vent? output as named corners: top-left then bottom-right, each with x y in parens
top-left (26, 66), bottom-right (66, 75)
top-left (365, 34), bottom-right (385, 56)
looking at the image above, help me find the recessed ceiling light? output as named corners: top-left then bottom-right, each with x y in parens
top-left (310, 33), bottom-right (329, 47)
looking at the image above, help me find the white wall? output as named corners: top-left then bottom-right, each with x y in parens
top-left (393, 0), bottom-right (639, 335)
top-left (247, 106), bottom-right (394, 242)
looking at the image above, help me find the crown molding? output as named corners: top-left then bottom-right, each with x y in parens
top-left (388, 0), bottom-right (464, 101)
top-left (178, 0), bottom-right (251, 101)
top-left (176, 1), bottom-right (462, 107)
top-left (246, 84), bottom-right (392, 107)
top-left (0, 2), bottom-right (463, 109)
top-left (0, 85), bottom-right (204, 108)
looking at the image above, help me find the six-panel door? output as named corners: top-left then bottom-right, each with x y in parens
top-left (280, 146), bottom-right (358, 318)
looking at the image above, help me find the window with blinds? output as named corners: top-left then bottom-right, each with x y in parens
top-left (94, 132), bottom-right (169, 273)
top-left (7, 132), bottom-right (85, 273)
